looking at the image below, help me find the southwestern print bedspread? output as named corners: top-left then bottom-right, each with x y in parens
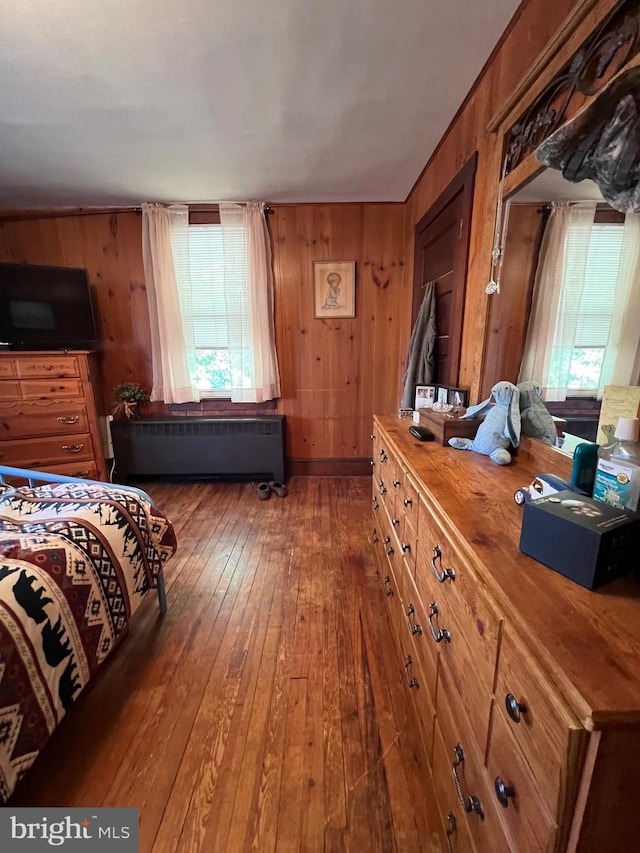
top-left (0, 482), bottom-right (176, 802)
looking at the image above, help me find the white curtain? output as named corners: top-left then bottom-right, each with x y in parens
top-left (519, 202), bottom-right (597, 401)
top-left (142, 203), bottom-right (200, 404)
top-left (600, 212), bottom-right (640, 388)
top-left (219, 202), bottom-right (281, 403)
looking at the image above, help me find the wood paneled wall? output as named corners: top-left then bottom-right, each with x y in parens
top-left (405, 0), bottom-right (576, 404)
top-left (0, 212), bottom-right (152, 408)
top-left (0, 204), bottom-right (407, 466)
top-left (270, 204), bottom-right (406, 466)
top-left (0, 0), bottom-right (604, 464)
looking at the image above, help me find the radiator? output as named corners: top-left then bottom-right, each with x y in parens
top-left (110, 416), bottom-right (285, 483)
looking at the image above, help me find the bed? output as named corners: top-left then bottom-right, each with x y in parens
top-left (0, 465), bottom-right (177, 802)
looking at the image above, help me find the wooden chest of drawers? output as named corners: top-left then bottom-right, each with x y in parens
top-left (0, 351), bottom-right (107, 481)
top-left (371, 415), bottom-right (640, 852)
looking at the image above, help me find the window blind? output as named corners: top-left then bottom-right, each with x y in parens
top-left (563, 223), bottom-right (624, 347)
top-left (181, 224), bottom-right (250, 349)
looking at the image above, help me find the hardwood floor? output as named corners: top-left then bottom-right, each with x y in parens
top-left (10, 477), bottom-right (441, 852)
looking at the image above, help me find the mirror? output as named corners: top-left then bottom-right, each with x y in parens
top-left (480, 0), bottom-right (640, 461)
top-left (489, 165), bottom-right (640, 451)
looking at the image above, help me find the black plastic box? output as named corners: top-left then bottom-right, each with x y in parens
top-left (519, 490), bottom-right (640, 590)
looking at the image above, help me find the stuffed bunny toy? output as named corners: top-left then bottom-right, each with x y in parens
top-left (448, 381), bottom-right (521, 465)
top-left (517, 380), bottom-right (557, 446)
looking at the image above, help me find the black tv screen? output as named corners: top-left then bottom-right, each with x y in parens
top-left (0, 263), bottom-right (98, 351)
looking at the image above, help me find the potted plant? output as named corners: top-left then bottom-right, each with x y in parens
top-left (113, 382), bottom-right (149, 419)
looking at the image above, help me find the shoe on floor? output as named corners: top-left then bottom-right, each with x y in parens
top-left (257, 482), bottom-right (271, 500)
top-left (269, 481), bottom-right (288, 497)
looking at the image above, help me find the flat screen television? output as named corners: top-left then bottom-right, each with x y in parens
top-left (0, 262), bottom-right (98, 351)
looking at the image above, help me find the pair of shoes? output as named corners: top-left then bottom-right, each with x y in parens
top-left (257, 483), bottom-right (271, 500)
top-left (269, 481), bottom-right (288, 497)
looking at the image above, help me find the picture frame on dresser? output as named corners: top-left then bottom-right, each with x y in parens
top-left (446, 387), bottom-right (468, 409)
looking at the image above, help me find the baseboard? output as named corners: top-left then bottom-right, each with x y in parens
top-left (288, 458), bottom-right (371, 477)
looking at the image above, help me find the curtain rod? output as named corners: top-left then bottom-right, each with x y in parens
top-left (0, 203), bottom-right (274, 222)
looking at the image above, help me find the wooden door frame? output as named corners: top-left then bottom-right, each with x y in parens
top-left (411, 152), bottom-right (478, 383)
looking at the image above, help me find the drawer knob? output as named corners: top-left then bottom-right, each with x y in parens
top-left (431, 545), bottom-right (456, 583)
top-left (505, 693), bottom-right (527, 723)
top-left (428, 601), bottom-right (451, 643)
top-left (371, 529), bottom-right (379, 544)
top-left (370, 459), bottom-right (375, 467)
top-left (379, 450), bottom-right (388, 463)
top-left (392, 478), bottom-right (401, 488)
top-left (383, 576), bottom-right (393, 597)
top-left (385, 545), bottom-right (394, 556)
top-left (372, 497), bottom-right (379, 510)
top-left (378, 481), bottom-right (387, 495)
top-left (62, 443), bottom-right (84, 453)
top-left (403, 496), bottom-right (412, 507)
top-left (406, 603), bottom-right (422, 635)
top-left (57, 415), bottom-right (80, 424)
top-left (44, 364), bottom-right (53, 371)
top-left (370, 434), bottom-right (376, 440)
top-left (391, 517), bottom-right (400, 527)
top-left (494, 776), bottom-right (516, 808)
top-left (404, 655), bottom-right (418, 689)
top-left (452, 744), bottom-right (484, 818)
top-left (401, 542), bottom-right (410, 554)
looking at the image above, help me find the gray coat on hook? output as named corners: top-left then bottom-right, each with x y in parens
top-left (401, 281), bottom-right (437, 409)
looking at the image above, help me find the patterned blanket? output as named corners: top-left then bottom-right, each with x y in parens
top-left (0, 482), bottom-right (177, 802)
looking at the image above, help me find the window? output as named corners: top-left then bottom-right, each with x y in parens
top-left (558, 221), bottom-right (625, 393)
top-left (174, 222), bottom-right (251, 397)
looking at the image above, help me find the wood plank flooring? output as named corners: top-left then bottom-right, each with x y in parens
top-left (10, 477), bottom-right (440, 852)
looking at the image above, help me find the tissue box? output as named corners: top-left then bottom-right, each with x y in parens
top-left (519, 490), bottom-right (640, 590)
top-left (418, 409), bottom-right (482, 446)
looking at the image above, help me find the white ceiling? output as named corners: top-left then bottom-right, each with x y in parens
top-left (0, 0), bottom-right (521, 208)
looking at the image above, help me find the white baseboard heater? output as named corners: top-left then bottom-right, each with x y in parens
top-left (110, 416), bottom-right (285, 483)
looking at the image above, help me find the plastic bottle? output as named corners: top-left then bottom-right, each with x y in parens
top-left (592, 417), bottom-right (640, 512)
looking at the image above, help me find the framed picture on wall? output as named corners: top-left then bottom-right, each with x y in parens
top-left (313, 261), bottom-right (356, 319)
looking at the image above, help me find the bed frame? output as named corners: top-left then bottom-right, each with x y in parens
top-left (0, 464), bottom-right (167, 614)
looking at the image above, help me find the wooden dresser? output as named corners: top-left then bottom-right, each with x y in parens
top-left (371, 414), bottom-right (640, 853)
top-left (0, 351), bottom-right (107, 481)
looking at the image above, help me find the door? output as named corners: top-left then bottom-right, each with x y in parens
top-left (412, 154), bottom-right (477, 387)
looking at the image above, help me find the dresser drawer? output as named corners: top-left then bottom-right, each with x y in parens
top-left (400, 570), bottom-right (438, 707)
top-left (45, 461), bottom-right (99, 480)
top-left (431, 720), bottom-right (475, 853)
top-left (0, 381), bottom-right (21, 400)
top-left (0, 360), bottom-right (18, 379)
top-left (400, 514), bottom-right (418, 576)
top-left (400, 471), bottom-right (420, 541)
top-left (19, 379), bottom-right (84, 400)
top-left (437, 667), bottom-right (513, 853)
top-left (396, 618), bottom-right (436, 763)
top-left (0, 460), bottom-right (100, 487)
top-left (0, 434), bottom-right (94, 468)
top-left (0, 402), bottom-right (89, 438)
top-left (494, 623), bottom-right (585, 819)
top-left (14, 354), bottom-right (80, 378)
top-left (417, 508), bottom-right (500, 754)
top-left (486, 703), bottom-right (557, 852)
